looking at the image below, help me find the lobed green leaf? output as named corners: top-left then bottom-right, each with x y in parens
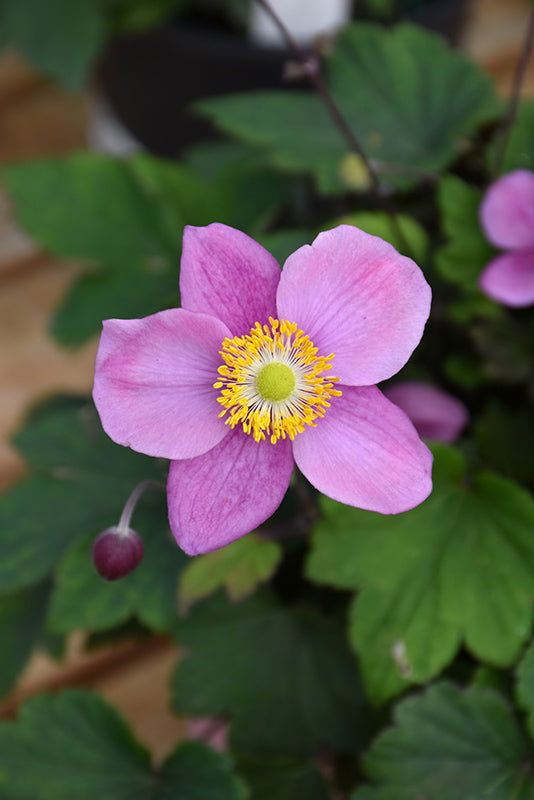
top-left (307, 445), bottom-right (534, 703)
top-left (0, 0), bottom-right (105, 90)
top-left (198, 23), bottom-right (501, 194)
top-left (352, 682), bottom-right (534, 799)
top-left (0, 396), bottom-right (170, 598)
top-left (172, 590), bottom-right (368, 757)
top-left (178, 533), bottom-right (282, 613)
top-left (0, 690), bottom-right (246, 800)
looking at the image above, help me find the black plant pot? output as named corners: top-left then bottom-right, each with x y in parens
top-left (95, 21), bottom-right (303, 158)
top-left (95, 0), bottom-right (468, 159)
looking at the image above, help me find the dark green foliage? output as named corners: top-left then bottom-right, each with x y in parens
top-left (0, 691), bottom-right (247, 800)
top-left (198, 23), bottom-right (500, 193)
top-left (353, 682), bottom-right (534, 799)
top-left (172, 590), bottom-right (368, 757)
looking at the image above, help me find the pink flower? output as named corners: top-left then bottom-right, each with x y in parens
top-left (383, 382), bottom-right (468, 444)
top-left (93, 223), bottom-right (433, 555)
top-left (185, 717), bottom-right (229, 752)
top-left (479, 169), bottom-right (534, 307)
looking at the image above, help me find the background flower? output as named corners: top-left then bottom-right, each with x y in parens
top-left (383, 382), bottom-right (469, 443)
top-left (479, 169), bottom-right (534, 307)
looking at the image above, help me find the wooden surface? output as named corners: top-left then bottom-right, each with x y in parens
top-left (0, 0), bottom-right (533, 759)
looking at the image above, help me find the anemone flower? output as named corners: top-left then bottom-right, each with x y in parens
top-left (479, 169), bottom-right (534, 307)
top-left (93, 223), bottom-right (433, 555)
top-left (383, 382), bottom-right (468, 444)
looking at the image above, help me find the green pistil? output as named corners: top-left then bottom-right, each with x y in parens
top-left (256, 362), bottom-right (296, 402)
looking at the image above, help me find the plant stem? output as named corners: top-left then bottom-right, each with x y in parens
top-left (255, 0), bottom-right (414, 257)
top-left (256, 0), bottom-right (381, 193)
top-left (493, 1), bottom-right (534, 176)
top-left (117, 480), bottom-right (165, 536)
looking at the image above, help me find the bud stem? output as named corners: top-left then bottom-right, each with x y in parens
top-left (117, 479), bottom-right (165, 537)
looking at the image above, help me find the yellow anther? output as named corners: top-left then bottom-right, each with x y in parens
top-left (214, 317), bottom-right (341, 444)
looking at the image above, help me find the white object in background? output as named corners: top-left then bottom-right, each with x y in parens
top-left (248, 0), bottom-right (352, 47)
top-left (87, 93), bottom-right (143, 157)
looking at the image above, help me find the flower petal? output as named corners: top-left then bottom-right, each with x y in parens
top-left (167, 429), bottom-right (294, 555)
top-left (180, 223), bottom-right (280, 335)
top-left (276, 225), bottom-right (431, 386)
top-left (93, 308), bottom-right (231, 459)
top-left (479, 251), bottom-right (534, 307)
top-left (293, 385), bottom-right (433, 513)
top-left (480, 170), bottom-right (534, 250)
top-left (383, 382), bottom-right (468, 444)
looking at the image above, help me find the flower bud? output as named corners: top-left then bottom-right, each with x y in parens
top-left (91, 526), bottom-right (144, 581)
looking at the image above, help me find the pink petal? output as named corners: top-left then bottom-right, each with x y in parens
top-left (167, 429), bottom-right (294, 555)
top-left (93, 308), bottom-right (231, 459)
top-left (479, 251), bottom-right (534, 307)
top-left (180, 223), bottom-right (280, 336)
top-left (480, 170), bottom-right (534, 250)
top-left (292, 385), bottom-right (433, 514)
top-left (276, 225), bottom-right (431, 386)
top-left (383, 382), bottom-right (468, 444)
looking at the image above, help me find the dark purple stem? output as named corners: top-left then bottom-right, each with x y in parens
top-left (255, 0), bottom-right (381, 193)
top-left (255, 0), bottom-right (414, 257)
top-left (493, 2), bottom-right (534, 175)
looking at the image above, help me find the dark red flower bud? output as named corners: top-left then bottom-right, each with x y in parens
top-left (91, 526), bottom-right (144, 581)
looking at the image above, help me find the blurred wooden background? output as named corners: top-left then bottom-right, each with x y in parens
top-left (0, 0), bottom-right (532, 761)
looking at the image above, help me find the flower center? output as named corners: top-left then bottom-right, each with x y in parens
top-left (214, 317), bottom-right (342, 444)
top-left (256, 362), bottom-right (296, 402)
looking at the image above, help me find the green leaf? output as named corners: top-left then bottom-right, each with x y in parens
top-left (335, 212), bottom-right (428, 263)
top-left (50, 266), bottom-right (178, 347)
top-left (237, 756), bottom-right (330, 800)
top-left (516, 641), bottom-right (534, 741)
top-left (0, 583), bottom-right (51, 698)
top-left (328, 24), bottom-right (500, 171)
top-left (178, 533), bottom-right (282, 613)
top-left (475, 403), bottom-right (534, 483)
top-left (0, 396), bottom-right (168, 594)
top-left (182, 143), bottom-right (288, 235)
top-left (435, 175), bottom-right (495, 289)
top-left (0, 0), bottom-right (105, 90)
top-left (109, 0), bottom-right (186, 33)
top-left (498, 101), bottom-right (534, 174)
top-left (198, 23), bottom-right (500, 193)
top-left (2, 154), bottom-right (182, 270)
top-left (0, 690), bottom-right (246, 800)
top-left (2, 154), bottom-right (187, 345)
top-left (196, 91), bottom-right (346, 195)
top-left (307, 445), bottom-right (534, 704)
top-left (156, 742), bottom-right (247, 800)
top-left (2, 151), bottom-right (287, 345)
top-left (256, 229), bottom-right (313, 266)
top-left (172, 590), bottom-right (367, 757)
top-left (128, 153), bottom-right (220, 239)
top-left (352, 682), bottom-right (534, 800)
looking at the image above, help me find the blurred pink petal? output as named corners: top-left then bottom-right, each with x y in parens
top-left (185, 717), bottom-right (229, 752)
top-left (479, 251), bottom-right (534, 308)
top-left (479, 169), bottom-right (534, 308)
top-left (383, 382), bottom-right (469, 443)
top-left (480, 170), bottom-right (534, 250)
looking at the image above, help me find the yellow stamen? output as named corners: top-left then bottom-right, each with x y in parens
top-left (213, 317), bottom-right (342, 444)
